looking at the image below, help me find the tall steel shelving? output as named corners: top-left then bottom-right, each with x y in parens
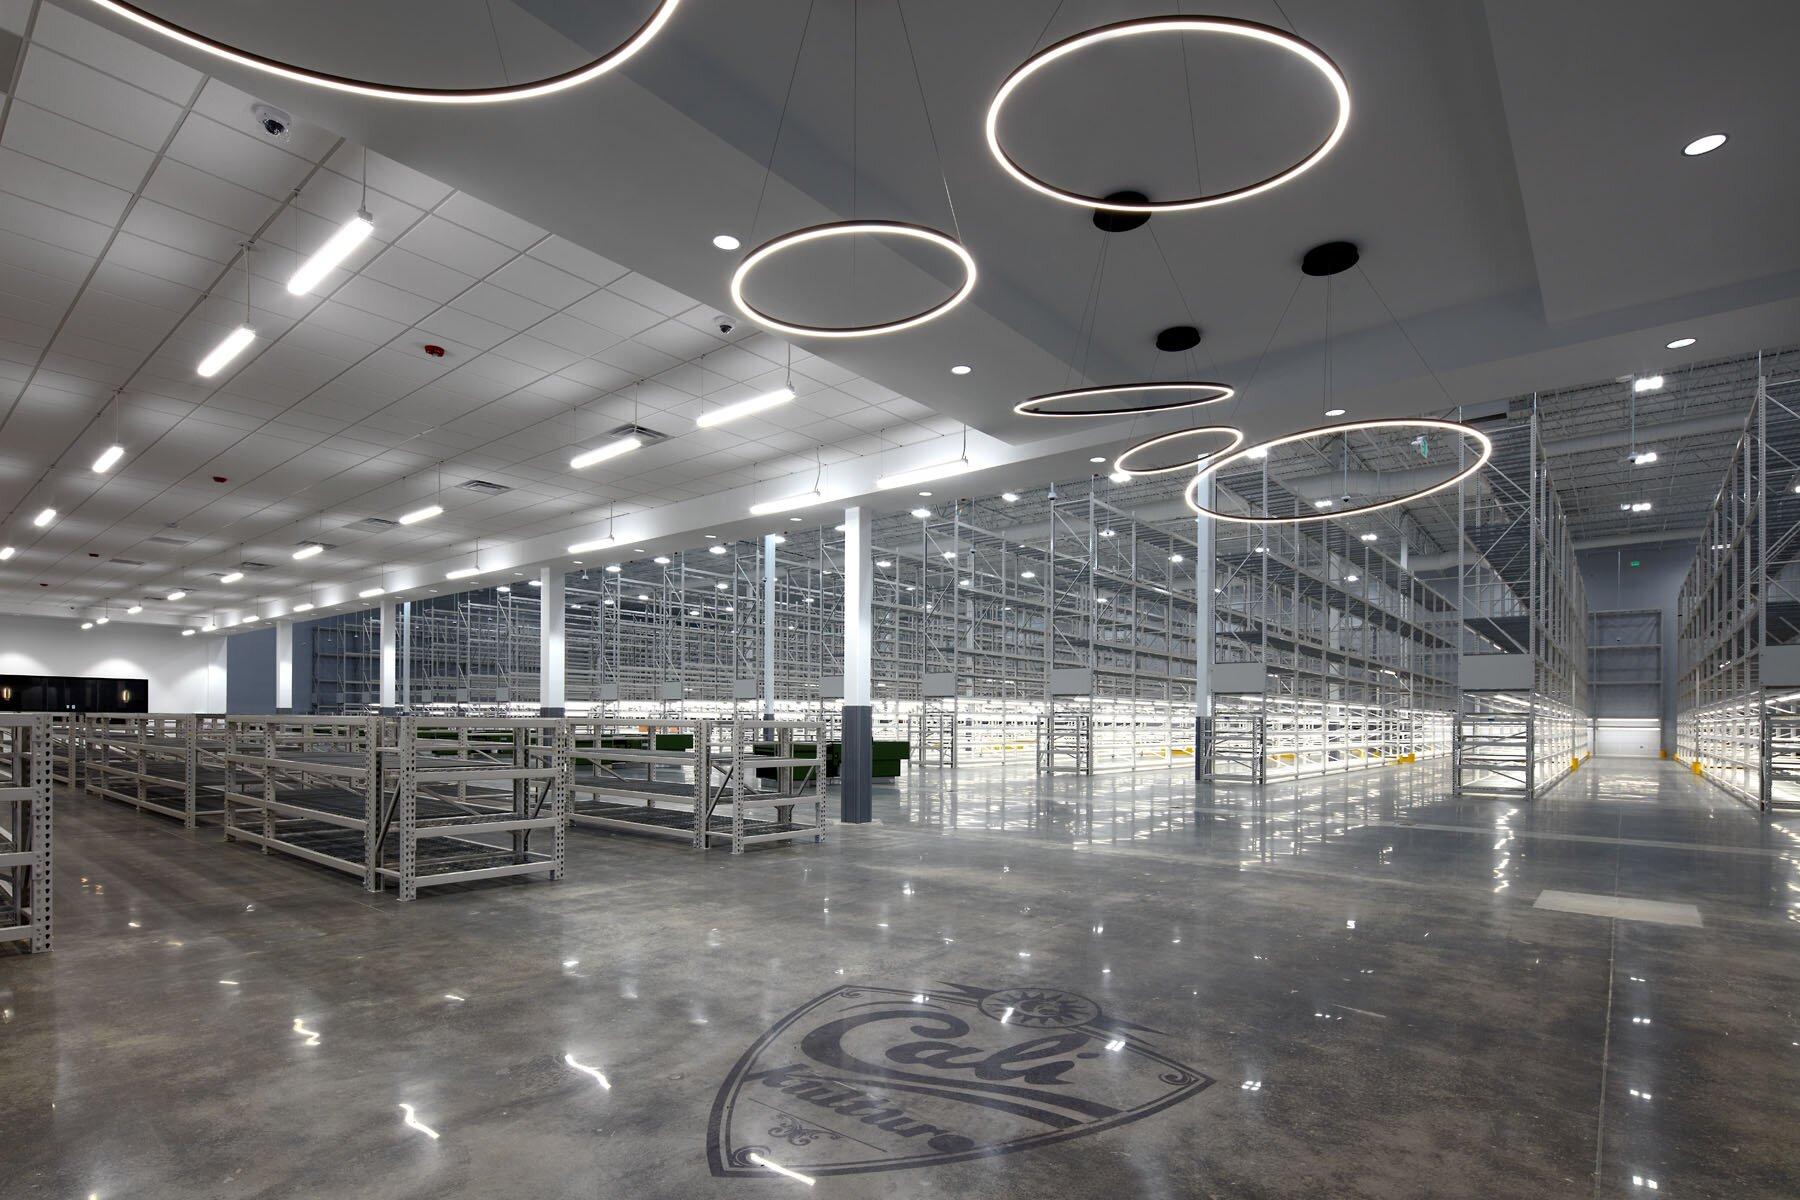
top-left (0, 714), bottom-right (52, 953)
top-left (1453, 413), bottom-right (1591, 798)
top-left (83, 713), bottom-right (229, 827)
top-left (1674, 374), bottom-right (1800, 808)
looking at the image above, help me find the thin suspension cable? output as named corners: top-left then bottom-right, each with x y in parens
top-left (1356, 264), bottom-right (1458, 405)
top-left (893, 0), bottom-right (963, 240)
top-left (750, 0), bottom-right (820, 243)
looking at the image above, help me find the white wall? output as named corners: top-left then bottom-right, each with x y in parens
top-left (0, 613), bottom-right (227, 712)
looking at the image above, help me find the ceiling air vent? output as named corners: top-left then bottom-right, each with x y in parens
top-left (146, 534), bottom-right (191, 546)
top-left (110, 557), bottom-right (146, 567)
top-left (609, 422), bottom-right (668, 444)
top-left (353, 516), bottom-right (399, 531)
top-left (457, 479), bottom-right (512, 495)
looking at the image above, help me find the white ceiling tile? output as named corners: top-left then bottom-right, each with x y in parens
top-left (605, 270), bottom-right (695, 317)
top-left (29, 2), bottom-right (204, 103)
top-left (436, 191), bottom-right (546, 250)
top-left (0, 145), bottom-right (132, 225)
top-left (164, 114), bottom-right (314, 201)
top-left (142, 157), bottom-right (274, 236)
top-left (117, 197), bottom-right (239, 264)
top-left (0, 188), bottom-right (111, 255)
top-left (325, 145), bottom-right (454, 212)
top-left (452, 281), bottom-right (552, 332)
top-left (2, 99), bottom-right (155, 191)
top-left (396, 214), bottom-right (513, 278)
top-left (302, 298), bottom-right (405, 350)
top-left (89, 261), bottom-right (201, 315)
top-left (486, 256), bottom-right (592, 308)
top-left (567, 288), bottom-right (662, 338)
top-left (0, 227), bottom-right (94, 283)
top-left (103, 229), bottom-right (224, 290)
top-left (417, 307), bottom-right (510, 352)
top-left (361, 246), bottom-right (475, 303)
top-left (329, 274), bottom-right (440, 326)
top-left (593, 339), bottom-right (679, 378)
top-left (530, 236), bottom-right (627, 286)
top-left (490, 333), bottom-right (580, 375)
top-left (16, 45), bottom-right (184, 152)
top-left (529, 311), bottom-right (620, 357)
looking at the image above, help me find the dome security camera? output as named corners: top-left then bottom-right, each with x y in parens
top-left (713, 314), bottom-right (736, 335)
top-left (252, 104), bottom-right (292, 141)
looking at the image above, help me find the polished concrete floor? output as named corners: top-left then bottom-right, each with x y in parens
top-left (3, 757), bottom-right (1798, 1198)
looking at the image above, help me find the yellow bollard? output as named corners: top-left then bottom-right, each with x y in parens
top-left (1571, 757), bottom-right (1580, 771)
top-left (1660, 748), bottom-right (1669, 759)
top-left (1692, 760), bottom-right (1703, 775)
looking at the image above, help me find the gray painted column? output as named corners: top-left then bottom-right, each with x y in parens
top-left (841, 505), bottom-right (873, 823)
top-left (275, 619), bottom-right (294, 713)
top-left (379, 598), bottom-right (398, 714)
top-left (763, 534), bottom-right (777, 719)
top-left (540, 566), bottom-right (566, 716)
top-left (1194, 476), bottom-right (1215, 780)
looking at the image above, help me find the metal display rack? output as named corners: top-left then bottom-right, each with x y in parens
top-left (221, 715), bottom-right (567, 899)
top-left (1454, 414), bottom-right (1591, 798)
top-left (1674, 374), bottom-right (1800, 808)
top-left (708, 717), bottom-right (829, 853)
top-left (1, 714), bottom-right (52, 953)
top-left (83, 714), bottom-right (228, 827)
top-left (568, 716), bottom-right (713, 841)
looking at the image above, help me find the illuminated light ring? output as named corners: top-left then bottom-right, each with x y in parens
top-left (1014, 381), bottom-right (1234, 419)
top-left (1114, 426), bottom-right (1245, 477)
top-left (1184, 418), bottom-right (1493, 524)
top-left (985, 16), bottom-right (1350, 213)
top-left (730, 221), bottom-right (976, 339)
top-left (81, 0), bottom-right (682, 104)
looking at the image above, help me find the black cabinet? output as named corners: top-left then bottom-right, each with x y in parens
top-left (0, 675), bottom-right (149, 713)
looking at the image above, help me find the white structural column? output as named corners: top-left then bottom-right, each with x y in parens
top-left (275, 619), bottom-right (294, 712)
top-left (540, 567), bottom-right (566, 715)
top-left (1194, 477), bottom-right (1215, 780)
top-left (841, 505), bottom-right (874, 822)
top-left (379, 598), bottom-right (398, 712)
top-left (763, 534), bottom-right (778, 718)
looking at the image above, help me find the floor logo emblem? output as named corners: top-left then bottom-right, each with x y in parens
top-left (707, 982), bottom-right (1212, 1177)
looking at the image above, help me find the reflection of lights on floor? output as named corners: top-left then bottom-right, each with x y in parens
top-left (564, 1053), bottom-right (611, 1089)
top-left (443, 994), bottom-right (465, 1002)
top-left (292, 1018), bottom-right (320, 1046)
top-left (1631, 1175), bottom-right (1659, 1190)
top-left (747, 1152), bottom-right (815, 1186)
top-left (1240, 1080), bottom-right (1262, 1091)
top-left (398, 1104), bottom-right (440, 1141)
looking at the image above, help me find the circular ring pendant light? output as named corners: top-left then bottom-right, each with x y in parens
top-left (1184, 418), bottom-right (1493, 524)
top-left (730, 221), bottom-right (977, 339)
top-left (985, 16), bottom-right (1350, 213)
top-left (1114, 425), bottom-right (1244, 477)
top-left (81, 0), bottom-right (682, 104)
top-left (1015, 381), bottom-right (1233, 418)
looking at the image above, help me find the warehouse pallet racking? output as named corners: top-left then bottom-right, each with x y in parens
top-left (84, 713), bottom-right (229, 827)
top-left (221, 715), bottom-right (567, 899)
top-left (1674, 373), bottom-right (1800, 808)
top-left (1, 714), bottom-right (52, 953)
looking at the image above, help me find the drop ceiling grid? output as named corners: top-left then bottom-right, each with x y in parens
top-left (0, 3), bottom-right (953, 619)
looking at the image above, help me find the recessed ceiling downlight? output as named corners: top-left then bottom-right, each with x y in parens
top-left (79, 0), bottom-right (684, 105)
top-left (984, 16), bottom-right (1351, 213)
top-left (1682, 133), bottom-right (1727, 156)
top-left (730, 221), bottom-right (976, 339)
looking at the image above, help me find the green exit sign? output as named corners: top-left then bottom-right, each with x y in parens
top-left (1630, 560), bottom-right (1641, 567)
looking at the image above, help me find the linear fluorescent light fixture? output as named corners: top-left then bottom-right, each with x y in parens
top-left (397, 503), bottom-right (443, 526)
top-left (1631, 450), bottom-right (1659, 465)
top-left (287, 210), bottom-right (374, 295)
top-left (292, 602), bottom-right (314, 613)
top-left (1632, 375), bottom-right (1664, 394)
top-left (876, 456), bottom-right (972, 491)
top-left (181, 628), bottom-right (196, 636)
top-left (95, 616), bottom-right (109, 625)
top-left (167, 589), bottom-right (187, 601)
top-left (749, 489), bottom-right (824, 516)
top-left (358, 586), bottom-right (385, 598)
top-left (127, 604), bottom-right (143, 614)
top-left (0, 546), bottom-right (14, 561)
top-left (92, 445), bottom-right (125, 473)
top-left (445, 567), bottom-right (480, 580)
top-left (197, 326), bottom-right (256, 378)
top-left (292, 543), bottom-right (324, 560)
top-left (567, 536), bottom-right (617, 555)
top-left (696, 385), bottom-right (795, 429)
top-left (220, 571), bottom-right (244, 584)
top-left (569, 435), bottom-right (642, 470)
top-left (32, 507), bottom-right (56, 528)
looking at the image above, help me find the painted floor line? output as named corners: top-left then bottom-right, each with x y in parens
top-left (1533, 890), bottom-right (1703, 928)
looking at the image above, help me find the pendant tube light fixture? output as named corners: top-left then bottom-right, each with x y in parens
top-left (198, 244), bottom-right (257, 378)
top-left (292, 543), bottom-right (324, 560)
top-left (748, 489), bottom-right (824, 516)
top-left (288, 210), bottom-right (374, 296)
top-left (567, 536), bottom-right (618, 555)
top-left (876, 455), bottom-right (973, 491)
top-left (398, 503), bottom-right (443, 526)
top-left (570, 433), bottom-right (642, 470)
top-left (696, 384), bottom-right (796, 428)
top-left (92, 444), bottom-right (125, 474)
top-left (79, 0), bottom-right (684, 105)
top-left (32, 507), bottom-right (56, 528)
top-left (446, 566), bottom-right (480, 580)
top-left (0, 546), bottom-right (14, 561)
top-left (985, 16), bottom-right (1350, 213)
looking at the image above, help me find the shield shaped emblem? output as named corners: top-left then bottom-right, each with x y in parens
top-left (707, 982), bottom-right (1212, 1177)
